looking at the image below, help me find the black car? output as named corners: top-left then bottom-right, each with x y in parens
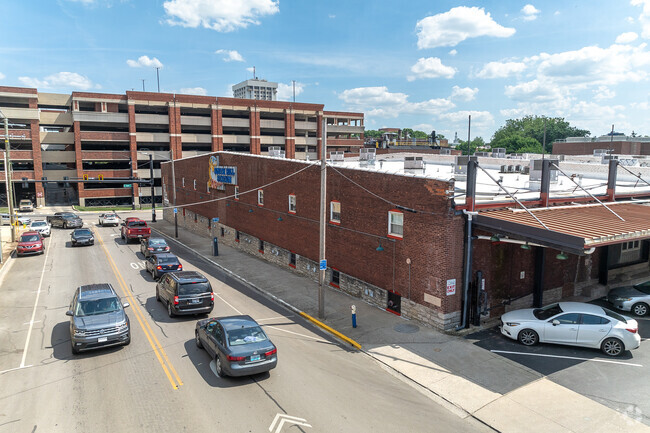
top-left (71, 228), bottom-right (94, 246)
top-left (155, 271), bottom-right (213, 318)
top-left (49, 212), bottom-right (83, 229)
top-left (66, 283), bottom-right (130, 354)
top-left (146, 253), bottom-right (182, 279)
top-left (195, 315), bottom-right (277, 377)
top-left (141, 237), bottom-right (170, 258)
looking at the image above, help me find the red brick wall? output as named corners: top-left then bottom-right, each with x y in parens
top-left (211, 108), bottom-right (223, 152)
top-left (552, 141), bottom-right (650, 156)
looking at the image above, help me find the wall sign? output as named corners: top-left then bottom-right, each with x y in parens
top-left (446, 278), bottom-right (456, 296)
top-left (209, 155), bottom-right (237, 189)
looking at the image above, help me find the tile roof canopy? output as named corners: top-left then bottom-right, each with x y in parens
top-left (474, 201), bottom-right (650, 254)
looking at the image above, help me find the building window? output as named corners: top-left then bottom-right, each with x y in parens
top-left (193, 179), bottom-right (197, 190)
top-left (330, 200), bottom-right (341, 224)
top-left (288, 194), bottom-right (296, 214)
top-left (220, 227), bottom-right (225, 237)
top-left (289, 252), bottom-right (296, 268)
top-left (331, 269), bottom-right (340, 288)
top-left (259, 239), bottom-right (264, 253)
top-left (388, 210), bottom-right (403, 238)
top-left (258, 189), bottom-right (264, 206)
top-left (182, 177), bottom-right (185, 187)
top-left (235, 230), bottom-right (240, 243)
top-left (622, 240), bottom-right (640, 251)
top-left (234, 186), bottom-right (239, 200)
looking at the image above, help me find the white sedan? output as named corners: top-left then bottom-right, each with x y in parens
top-left (500, 302), bottom-right (640, 356)
top-left (29, 220), bottom-right (51, 237)
top-left (98, 213), bottom-right (120, 227)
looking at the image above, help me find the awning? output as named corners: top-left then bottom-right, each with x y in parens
top-left (473, 201), bottom-right (650, 255)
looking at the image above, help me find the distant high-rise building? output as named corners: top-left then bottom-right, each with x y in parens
top-left (232, 79), bottom-right (278, 101)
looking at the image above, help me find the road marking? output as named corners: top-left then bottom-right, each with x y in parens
top-left (96, 230), bottom-right (183, 390)
top-left (256, 316), bottom-right (293, 322)
top-left (129, 262), bottom-right (146, 269)
top-left (264, 325), bottom-right (327, 342)
top-left (214, 292), bottom-right (242, 315)
top-left (20, 246), bottom-right (52, 368)
top-left (23, 320), bottom-right (41, 326)
top-left (269, 414), bottom-right (311, 433)
top-left (491, 350), bottom-right (643, 367)
top-left (0, 365), bottom-right (32, 375)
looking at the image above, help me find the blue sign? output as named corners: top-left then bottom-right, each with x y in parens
top-left (319, 259), bottom-right (327, 271)
top-left (173, 208), bottom-right (178, 214)
top-left (212, 217), bottom-right (219, 222)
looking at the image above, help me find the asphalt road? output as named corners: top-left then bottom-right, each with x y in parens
top-left (0, 217), bottom-right (491, 433)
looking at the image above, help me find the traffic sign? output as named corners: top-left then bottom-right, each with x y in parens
top-left (319, 259), bottom-right (327, 271)
top-left (212, 217), bottom-right (219, 222)
top-left (123, 183), bottom-right (132, 188)
top-left (174, 208), bottom-right (178, 214)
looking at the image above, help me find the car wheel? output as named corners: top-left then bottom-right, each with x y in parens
top-left (64, 222), bottom-right (68, 229)
top-left (155, 287), bottom-right (160, 302)
top-left (601, 337), bottom-right (624, 356)
top-left (215, 355), bottom-right (224, 377)
top-left (518, 329), bottom-right (539, 346)
top-left (195, 331), bottom-right (203, 349)
top-left (167, 301), bottom-right (174, 318)
top-left (124, 332), bottom-right (131, 346)
top-left (632, 303), bottom-right (649, 316)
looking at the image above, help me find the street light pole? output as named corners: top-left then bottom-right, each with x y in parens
top-left (1, 112), bottom-right (16, 241)
top-left (149, 153), bottom-right (156, 222)
top-left (155, 67), bottom-right (161, 93)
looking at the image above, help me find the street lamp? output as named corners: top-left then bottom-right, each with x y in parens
top-left (0, 110), bottom-right (16, 242)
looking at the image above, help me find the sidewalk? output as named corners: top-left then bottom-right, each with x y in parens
top-left (150, 218), bottom-right (648, 433)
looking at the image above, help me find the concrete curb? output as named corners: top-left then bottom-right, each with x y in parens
top-left (298, 311), bottom-right (362, 349)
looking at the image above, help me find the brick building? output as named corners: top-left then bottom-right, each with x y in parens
top-left (0, 85), bottom-right (364, 208)
top-left (553, 135), bottom-right (650, 156)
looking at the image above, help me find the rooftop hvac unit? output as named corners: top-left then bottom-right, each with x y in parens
top-left (601, 155), bottom-right (619, 164)
top-left (359, 148), bottom-right (376, 161)
top-left (593, 149), bottom-right (612, 156)
top-left (507, 165), bottom-right (514, 173)
top-left (440, 148), bottom-right (451, 155)
top-left (404, 156), bottom-right (424, 169)
top-left (474, 151), bottom-right (490, 157)
top-left (454, 155), bottom-right (478, 174)
top-left (330, 151), bottom-right (345, 161)
top-left (500, 164), bottom-right (507, 173)
top-left (515, 165), bottom-right (522, 172)
top-left (268, 146), bottom-right (285, 158)
top-left (529, 159), bottom-right (559, 182)
top-left (522, 166), bottom-right (530, 175)
top-left (491, 148), bottom-right (506, 158)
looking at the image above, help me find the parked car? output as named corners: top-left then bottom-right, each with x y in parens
top-left (607, 281), bottom-right (650, 316)
top-left (195, 315), bottom-right (277, 377)
top-left (141, 237), bottom-right (170, 258)
top-left (146, 253), bottom-right (182, 279)
top-left (98, 213), bottom-right (120, 227)
top-left (155, 271), bottom-right (213, 317)
top-left (121, 219), bottom-right (151, 243)
top-left (48, 212), bottom-right (83, 229)
top-left (500, 302), bottom-right (640, 356)
top-left (7, 214), bottom-right (32, 226)
top-left (29, 220), bottom-right (51, 237)
top-left (19, 199), bottom-right (33, 212)
top-left (16, 231), bottom-right (45, 256)
top-left (0, 213), bottom-right (9, 225)
top-left (66, 283), bottom-right (130, 354)
top-left (71, 228), bottom-right (94, 247)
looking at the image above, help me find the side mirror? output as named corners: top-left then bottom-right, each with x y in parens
top-left (65, 310), bottom-right (74, 317)
top-left (552, 319), bottom-right (560, 326)
top-left (122, 302), bottom-right (130, 309)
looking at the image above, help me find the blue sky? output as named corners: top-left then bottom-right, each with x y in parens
top-left (2, 0), bottom-right (650, 141)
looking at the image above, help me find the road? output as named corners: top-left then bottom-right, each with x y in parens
top-left (0, 216), bottom-right (490, 432)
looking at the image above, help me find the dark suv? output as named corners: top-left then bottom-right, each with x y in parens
top-left (49, 212), bottom-right (83, 229)
top-left (66, 284), bottom-right (131, 354)
top-left (156, 271), bottom-right (214, 318)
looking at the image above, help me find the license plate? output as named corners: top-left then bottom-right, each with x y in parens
top-left (138, 235), bottom-right (143, 238)
top-left (250, 355), bottom-right (261, 361)
top-left (98, 337), bottom-right (108, 343)
top-left (190, 299), bottom-right (201, 304)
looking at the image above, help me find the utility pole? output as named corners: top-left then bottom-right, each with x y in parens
top-left (171, 146), bottom-right (178, 237)
top-left (609, 124), bottom-right (614, 157)
top-left (155, 67), bottom-right (161, 93)
top-left (149, 153), bottom-right (156, 222)
top-left (141, 79), bottom-right (145, 92)
top-left (466, 114), bottom-right (471, 156)
top-left (318, 120), bottom-right (327, 319)
top-left (292, 80), bottom-right (296, 103)
top-left (130, 157), bottom-right (136, 210)
top-left (542, 117), bottom-right (547, 160)
top-left (1, 112), bottom-right (16, 241)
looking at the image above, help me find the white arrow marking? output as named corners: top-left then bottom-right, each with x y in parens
top-left (269, 414), bottom-right (311, 433)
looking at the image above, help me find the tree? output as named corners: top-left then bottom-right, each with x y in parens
top-left (457, 137), bottom-right (486, 155)
top-left (491, 116), bottom-right (590, 153)
top-left (364, 130), bottom-right (382, 139)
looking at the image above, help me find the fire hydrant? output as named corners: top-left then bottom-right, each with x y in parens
top-left (351, 305), bottom-right (357, 328)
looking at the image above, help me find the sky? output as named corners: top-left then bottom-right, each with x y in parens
top-left (1, 0), bottom-right (650, 141)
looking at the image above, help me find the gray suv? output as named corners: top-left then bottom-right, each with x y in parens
top-left (66, 284), bottom-right (131, 354)
top-left (156, 271), bottom-right (214, 318)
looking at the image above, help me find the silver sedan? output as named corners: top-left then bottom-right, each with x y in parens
top-left (500, 302), bottom-right (640, 356)
top-left (607, 280), bottom-right (650, 316)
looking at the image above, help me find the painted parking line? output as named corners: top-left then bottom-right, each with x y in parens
top-left (491, 350), bottom-right (643, 367)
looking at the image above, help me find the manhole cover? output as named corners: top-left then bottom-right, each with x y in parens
top-left (394, 323), bottom-right (420, 334)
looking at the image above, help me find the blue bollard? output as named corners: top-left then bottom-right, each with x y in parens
top-left (351, 305), bottom-right (357, 328)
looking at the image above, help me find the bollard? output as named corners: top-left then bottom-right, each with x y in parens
top-left (212, 237), bottom-right (219, 256)
top-left (351, 304), bottom-right (357, 328)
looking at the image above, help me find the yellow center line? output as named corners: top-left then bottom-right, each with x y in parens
top-left (96, 231), bottom-right (183, 389)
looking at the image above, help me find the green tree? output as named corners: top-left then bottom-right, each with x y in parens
top-left (412, 130), bottom-right (429, 139)
top-left (491, 116), bottom-right (590, 153)
top-left (457, 137), bottom-right (486, 155)
top-left (364, 130), bottom-right (382, 139)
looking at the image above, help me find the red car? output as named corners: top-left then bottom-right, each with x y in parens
top-left (17, 231), bottom-right (45, 256)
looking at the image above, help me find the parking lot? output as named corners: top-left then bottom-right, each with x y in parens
top-left (467, 298), bottom-right (650, 426)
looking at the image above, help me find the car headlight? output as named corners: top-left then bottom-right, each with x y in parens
top-left (117, 322), bottom-right (128, 331)
top-left (73, 329), bottom-right (86, 337)
top-left (505, 322), bottom-right (520, 327)
top-left (615, 297), bottom-right (632, 301)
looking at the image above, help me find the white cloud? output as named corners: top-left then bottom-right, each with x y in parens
top-left (18, 72), bottom-right (99, 90)
top-left (631, 0), bottom-right (650, 38)
top-left (277, 82), bottom-right (304, 101)
top-left (475, 61), bottom-right (527, 79)
top-left (438, 110), bottom-right (494, 131)
top-left (164, 0), bottom-right (279, 32)
top-left (328, 14), bottom-right (336, 19)
top-left (246, 67), bottom-right (255, 74)
top-left (451, 85), bottom-right (478, 101)
top-left (521, 4), bottom-right (540, 21)
top-left (0, 72), bottom-right (5, 80)
top-left (449, 49), bottom-right (457, 56)
top-left (554, 11), bottom-right (561, 16)
top-left (505, 79), bottom-right (565, 102)
top-left (416, 6), bottom-right (515, 49)
top-left (338, 86), bottom-right (454, 118)
top-left (412, 123), bottom-right (433, 131)
top-left (180, 87), bottom-right (208, 95)
top-left (407, 57), bottom-right (456, 81)
top-left (593, 85), bottom-right (615, 101)
top-left (127, 55), bottom-right (163, 68)
top-left (215, 49), bottom-right (245, 62)
top-left (615, 32), bottom-right (638, 44)
top-left (631, 101), bottom-right (650, 109)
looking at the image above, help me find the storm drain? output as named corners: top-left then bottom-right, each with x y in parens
top-left (394, 323), bottom-right (419, 334)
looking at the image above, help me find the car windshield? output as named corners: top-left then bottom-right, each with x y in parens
top-left (63, 215), bottom-right (78, 220)
top-left (104, 214), bottom-right (117, 218)
top-left (634, 281), bottom-right (650, 295)
top-left (227, 326), bottom-right (268, 346)
top-left (149, 239), bottom-right (167, 246)
top-left (31, 221), bottom-right (46, 227)
top-left (603, 307), bottom-right (627, 324)
top-left (178, 282), bottom-right (210, 295)
top-left (20, 200), bottom-right (30, 205)
top-left (75, 298), bottom-right (121, 316)
top-left (158, 257), bottom-right (179, 264)
top-left (533, 303), bottom-right (563, 320)
top-left (128, 221), bottom-right (146, 227)
top-left (20, 234), bottom-right (40, 242)
top-left (75, 229), bottom-right (92, 236)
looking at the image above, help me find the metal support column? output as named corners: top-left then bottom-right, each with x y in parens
top-left (149, 153), bottom-right (156, 222)
top-left (318, 121), bottom-right (327, 319)
top-left (458, 159), bottom-right (478, 330)
top-left (533, 247), bottom-right (545, 308)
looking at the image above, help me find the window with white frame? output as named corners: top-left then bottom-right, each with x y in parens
top-left (388, 210), bottom-right (403, 238)
top-left (182, 177), bottom-right (185, 187)
top-left (193, 179), bottom-right (197, 190)
top-left (258, 189), bottom-right (264, 206)
top-left (234, 186), bottom-right (239, 200)
top-left (288, 194), bottom-right (296, 213)
top-left (330, 201), bottom-right (341, 224)
top-left (622, 240), bottom-right (640, 251)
